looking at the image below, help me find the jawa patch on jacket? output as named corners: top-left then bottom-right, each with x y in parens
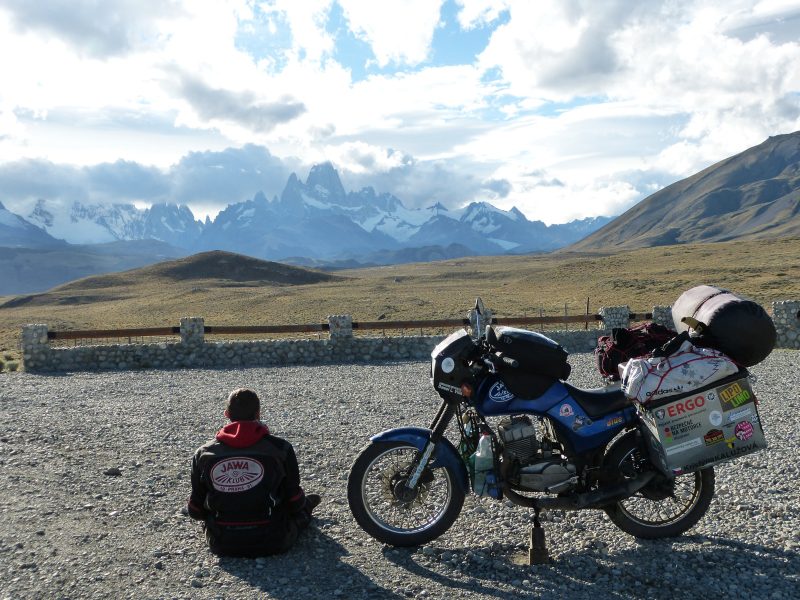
top-left (188, 421), bottom-right (307, 524)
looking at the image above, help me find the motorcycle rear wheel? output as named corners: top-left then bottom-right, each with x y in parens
top-left (347, 441), bottom-right (465, 547)
top-left (603, 433), bottom-right (715, 539)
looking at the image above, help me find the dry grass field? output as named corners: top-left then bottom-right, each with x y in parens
top-left (0, 237), bottom-right (798, 370)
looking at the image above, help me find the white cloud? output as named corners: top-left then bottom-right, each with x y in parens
top-left (324, 142), bottom-right (409, 174)
top-left (338, 0), bottom-right (445, 66)
top-left (260, 0), bottom-right (334, 62)
top-left (456, 0), bottom-right (510, 30)
top-left (0, 0), bottom-right (183, 58)
top-left (0, 0), bottom-right (798, 227)
top-left (0, 106), bottom-right (24, 146)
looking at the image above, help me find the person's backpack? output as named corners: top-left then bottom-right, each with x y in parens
top-left (595, 322), bottom-right (677, 381)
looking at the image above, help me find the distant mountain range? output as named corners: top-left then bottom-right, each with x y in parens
top-left (3, 131), bottom-right (798, 296)
top-left (570, 131), bottom-right (800, 251)
top-left (3, 162), bottom-right (611, 260)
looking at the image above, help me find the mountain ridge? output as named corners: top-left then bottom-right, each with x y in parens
top-left (569, 132), bottom-right (800, 251)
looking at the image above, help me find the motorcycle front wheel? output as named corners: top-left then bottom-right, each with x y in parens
top-left (603, 432), bottom-right (715, 539)
top-left (347, 441), bottom-right (465, 547)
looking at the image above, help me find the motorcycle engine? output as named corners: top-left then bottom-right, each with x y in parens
top-left (498, 415), bottom-right (539, 463)
top-left (498, 415), bottom-right (577, 493)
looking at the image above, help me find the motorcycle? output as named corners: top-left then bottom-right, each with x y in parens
top-left (347, 299), bottom-right (724, 547)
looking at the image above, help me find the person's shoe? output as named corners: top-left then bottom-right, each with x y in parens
top-left (306, 493), bottom-right (322, 514)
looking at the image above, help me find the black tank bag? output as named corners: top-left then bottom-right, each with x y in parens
top-left (492, 326), bottom-right (571, 397)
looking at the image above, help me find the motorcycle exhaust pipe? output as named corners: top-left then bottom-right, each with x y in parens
top-left (504, 470), bottom-right (657, 511)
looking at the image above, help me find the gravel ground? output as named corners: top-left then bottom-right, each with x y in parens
top-left (1, 351), bottom-right (798, 600)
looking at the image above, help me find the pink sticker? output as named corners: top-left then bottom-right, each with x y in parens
top-left (559, 404), bottom-right (574, 417)
top-left (734, 421), bottom-right (754, 441)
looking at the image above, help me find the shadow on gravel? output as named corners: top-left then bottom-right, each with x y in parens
top-left (383, 533), bottom-right (800, 599)
top-left (552, 534), bottom-right (800, 599)
top-left (383, 543), bottom-right (535, 599)
top-left (216, 525), bottom-right (405, 599)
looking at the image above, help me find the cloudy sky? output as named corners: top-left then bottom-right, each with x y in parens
top-left (0, 0), bottom-right (798, 223)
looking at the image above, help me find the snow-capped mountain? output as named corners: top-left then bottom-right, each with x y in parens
top-left (0, 200), bottom-right (64, 248)
top-left (1, 162), bottom-right (611, 264)
top-left (142, 203), bottom-right (204, 248)
top-left (195, 162), bottom-right (612, 260)
top-left (22, 199), bottom-right (203, 248)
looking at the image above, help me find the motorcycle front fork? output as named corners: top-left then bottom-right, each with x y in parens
top-left (405, 399), bottom-right (456, 489)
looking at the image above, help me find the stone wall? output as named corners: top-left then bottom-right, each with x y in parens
top-left (21, 302), bottom-right (799, 373)
top-left (773, 301), bottom-right (800, 349)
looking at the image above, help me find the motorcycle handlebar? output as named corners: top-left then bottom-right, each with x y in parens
top-left (500, 354), bottom-right (519, 368)
top-left (482, 351), bottom-right (518, 371)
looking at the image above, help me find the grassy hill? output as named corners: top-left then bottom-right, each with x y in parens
top-left (1, 239), bottom-right (798, 371)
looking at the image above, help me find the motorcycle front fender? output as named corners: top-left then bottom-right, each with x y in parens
top-left (370, 426), bottom-right (470, 493)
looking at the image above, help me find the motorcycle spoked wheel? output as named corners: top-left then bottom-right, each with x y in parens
top-left (603, 432), bottom-right (715, 539)
top-left (347, 441), bottom-right (465, 547)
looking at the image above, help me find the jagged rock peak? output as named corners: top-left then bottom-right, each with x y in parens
top-left (509, 206), bottom-right (526, 221)
top-left (306, 161), bottom-right (346, 200)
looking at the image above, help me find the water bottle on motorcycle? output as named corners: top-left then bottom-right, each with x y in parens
top-left (472, 430), bottom-right (501, 499)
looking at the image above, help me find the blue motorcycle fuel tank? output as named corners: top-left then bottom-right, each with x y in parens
top-left (474, 375), bottom-right (635, 454)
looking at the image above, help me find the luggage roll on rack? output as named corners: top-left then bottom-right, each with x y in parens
top-left (671, 285), bottom-right (776, 367)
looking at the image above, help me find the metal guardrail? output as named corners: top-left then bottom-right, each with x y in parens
top-left (45, 312), bottom-right (654, 341)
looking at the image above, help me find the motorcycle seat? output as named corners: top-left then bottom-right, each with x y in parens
top-left (562, 383), bottom-right (631, 419)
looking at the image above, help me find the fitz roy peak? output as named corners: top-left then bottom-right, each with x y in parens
top-left (195, 162), bottom-right (610, 261)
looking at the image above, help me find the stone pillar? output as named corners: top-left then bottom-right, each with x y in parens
top-left (772, 301), bottom-right (800, 349)
top-left (328, 315), bottom-right (353, 339)
top-left (598, 306), bottom-right (630, 330)
top-left (180, 317), bottom-right (205, 346)
top-left (21, 324), bottom-right (50, 371)
top-left (652, 305), bottom-right (674, 329)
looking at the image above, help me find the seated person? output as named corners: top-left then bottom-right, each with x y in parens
top-left (188, 388), bottom-right (320, 556)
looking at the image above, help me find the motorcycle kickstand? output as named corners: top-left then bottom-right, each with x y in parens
top-left (528, 508), bottom-right (550, 565)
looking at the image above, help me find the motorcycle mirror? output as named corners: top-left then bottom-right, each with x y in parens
top-left (468, 297), bottom-right (486, 340)
top-left (467, 298), bottom-right (493, 341)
